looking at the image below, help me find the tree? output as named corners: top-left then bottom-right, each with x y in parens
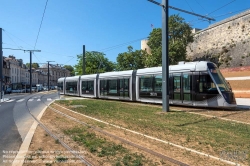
top-left (116, 46), bottom-right (146, 71)
top-left (64, 65), bottom-right (75, 76)
top-left (26, 63), bottom-right (40, 69)
top-left (145, 14), bottom-right (193, 66)
top-left (74, 51), bottom-right (115, 75)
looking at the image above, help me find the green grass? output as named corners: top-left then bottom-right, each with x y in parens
top-left (63, 126), bottom-right (154, 165)
top-left (56, 100), bottom-right (250, 159)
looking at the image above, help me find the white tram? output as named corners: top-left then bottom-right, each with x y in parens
top-left (58, 61), bottom-right (237, 108)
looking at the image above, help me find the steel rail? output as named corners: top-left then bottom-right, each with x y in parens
top-left (25, 93), bottom-right (93, 166)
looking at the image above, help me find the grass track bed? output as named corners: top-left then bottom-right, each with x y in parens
top-left (55, 99), bottom-right (250, 165)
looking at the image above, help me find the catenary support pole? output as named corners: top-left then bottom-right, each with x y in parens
top-left (48, 62), bottom-right (49, 91)
top-left (30, 51), bottom-right (32, 94)
top-left (0, 28), bottom-right (3, 100)
top-left (162, 0), bottom-right (169, 112)
top-left (83, 45), bottom-right (85, 75)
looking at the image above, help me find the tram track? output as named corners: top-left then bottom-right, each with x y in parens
top-left (19, 93), bottom-right (246, 165)
top-left (38, 97), bottom-right (190, 165)
top-left (51, 100), bottom-right (244, 166)
top-left (24, 93), bottom-right (93, 166)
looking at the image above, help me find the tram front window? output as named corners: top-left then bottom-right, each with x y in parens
top-left (209, 68), bottom-right (230, 92)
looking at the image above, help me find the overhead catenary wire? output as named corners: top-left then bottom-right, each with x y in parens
top-left (188, 7), bottom-right (250, 26)
top-left (96, 37), bottom-right (147, 53)
top-left (194, 0), bottom-right (208, 14)
top-left (207, 0), bottom-right (237, 16)
top-left (32, 0), bottom-right (49, 63)
top-left (34, 0), bottom-right (48, 50)
top-left (184, 0), bottom-right (194, 13)
top-left (2, 29), bottom-right (23, 50)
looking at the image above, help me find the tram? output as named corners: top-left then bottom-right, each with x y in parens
top-left (58, 61), bottom-right (237, 108)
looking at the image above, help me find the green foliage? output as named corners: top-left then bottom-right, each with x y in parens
top-left (63, 65), bottom-right (75, 76)
top-left (116, 46), bottom-right (146, 70)
top-left (26, 63), bottom-right (40, 69)
top-left (74, 51), bottom-right (115, 75)
top-left (145, 14), bottom-right (193, 66)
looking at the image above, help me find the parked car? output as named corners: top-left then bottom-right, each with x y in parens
top-left (5, 88), bottom-right (12, 94)
top-left (32, 87), bottom-right (37, 92)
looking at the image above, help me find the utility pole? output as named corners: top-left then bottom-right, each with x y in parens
top-left (24, 50), bottom-right (41, 94)
top-left (83, 45), bottom-right (85, 75)
top-left (47, 61), bottom-right (55, 91)
top-left (0, 28), bottom-right (3, 100)
top-left (148, 0), bottom-right (169, 112)
top-left (148, 0), bottom-right (215, 112)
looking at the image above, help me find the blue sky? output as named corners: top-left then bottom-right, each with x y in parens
top-left (1, 0), bottom-right (250, 67)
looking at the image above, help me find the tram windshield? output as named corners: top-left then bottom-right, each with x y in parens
top-left (209, 67), bottom-right (231, 92)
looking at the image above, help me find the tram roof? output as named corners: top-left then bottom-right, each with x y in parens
top-left (99, 70), bottom-right (133, 78)
top-left (136, 61), bottom-right (210, 75)
top-left (80, 74), bottom-right (97, 80)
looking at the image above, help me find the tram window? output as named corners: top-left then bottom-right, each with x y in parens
top-left (173, 76), bottom-right (181, 92)
top-left (120, 78), bottom-right (129, 97)
top-left (155, 75), bottom-right (162, 92)
top-left (57, 82), bottom-right (63, 92)
top-left (199, 75), bottom-right (218, 94)
top-left (183, 74), bottom-right (191, 93)
top-left (108, 80), bottom-right (117, 94)
top-left (140, 76), bottom-right (153, 92)
top-left (100, 80), bottom-right (107, 96)
top-left (66, 81), bottom-right (77, 93)
top-left (82, 81), bottom-right (94, 95)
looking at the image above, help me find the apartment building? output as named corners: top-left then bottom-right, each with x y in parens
top-left (39, 64), bottom-right (71, 86)
top-left (1, 55), bottom-right (71, 90)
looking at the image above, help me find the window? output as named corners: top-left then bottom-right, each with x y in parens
top-left (100, 80), bottom-right (107, 96)
top-left (82, 80), bottom-right (94, 95)
top-left (58, 82), bottom-right (63, 92)
top-left (65, 81), bottom-right (77, 94)
top-left (155, 75), bottom-right (162, 92)
top-left (173, 76), bottom-right (181, 92)
top-left (140, 76), bottom-right (153, 92)
top-left (119, 78), bottom-right (129, 97)
top-left (210, 68), bottom-right (230, 92)
top-left (199, 74), bottom-right (218, 94)
top-left (100, 79), bottom-right (130, 97)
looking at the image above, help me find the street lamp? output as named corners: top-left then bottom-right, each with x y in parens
top-left (148, 0), bottom-right (169, 112)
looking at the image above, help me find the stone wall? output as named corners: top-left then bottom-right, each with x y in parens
top-left (187, 10), bottom-right (250, 68)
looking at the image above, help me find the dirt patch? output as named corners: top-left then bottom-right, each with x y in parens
top-left (23, 125), bottom-right (83, 166)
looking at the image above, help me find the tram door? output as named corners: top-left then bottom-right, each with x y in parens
top-left (172, 73), bottom-right (192, 105)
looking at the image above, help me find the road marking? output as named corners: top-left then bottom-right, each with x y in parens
top-left (6, 99), bottom-right (15, 102)
top-left (47, 98), bottom-right (52, 101)
top-left (17, 99), bottom-right (25, 102)
top-left (37, 99), bottom-right (41, 101)
top-left (28, 99), bottom-right (34, 102)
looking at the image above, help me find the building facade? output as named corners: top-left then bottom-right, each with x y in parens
top-left (1, 55), bottom-right (71, 90)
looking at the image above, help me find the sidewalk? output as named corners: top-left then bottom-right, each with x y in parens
top-left (236, 98), bottom-right (250, 109)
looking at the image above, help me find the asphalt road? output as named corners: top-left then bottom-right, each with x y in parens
top-left (0, 91), bottom-right (59, 166)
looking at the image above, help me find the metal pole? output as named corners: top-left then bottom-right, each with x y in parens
top-left (0, 28), bottom-right (2, 100)
top-left (162, 0), bottom-right (169, 112)
top-left (30, 51), bottom-right (32, 94)
top-left (48, 62), bottom-right (49, 91)
top-left (83, 45), bottom-right (85, 75)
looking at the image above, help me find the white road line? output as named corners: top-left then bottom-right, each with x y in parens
top-left (37, 99), bottom-right (41, 101)
top-left (6, 99), bottom-right (15, 102)
top-left (47, 98), bottom-right (52, 101)
top-left (28, 99), bottom-right (34, 102)
top-left (16, 99), bottom-right (25, 102)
